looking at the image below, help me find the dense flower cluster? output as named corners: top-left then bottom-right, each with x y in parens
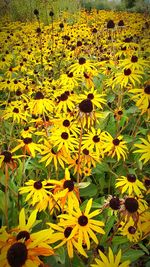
top-left (0, 7), bottom-right (149, 267)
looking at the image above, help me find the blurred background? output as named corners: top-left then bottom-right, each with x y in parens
top-left (0, 0), bottom-right (150, 23)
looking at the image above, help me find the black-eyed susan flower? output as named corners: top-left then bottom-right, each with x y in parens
top-left (81, 148), bottom-right (99, 168)
top-left (11, 137), bottom-right (42, 158)
top-left (112, 68), bottom-right (143, 88)
top-left (119, 54), bottom-right (149, 71)
top-left (114, 107), bottom-right (124, 121)
top-left (49, 168), bottom-right (80, 211)
top-left (129, 84), bottom-right (150, 111)
top-left (91, 247), bottom-right (130, 267)
top-left (120, 196), bottom-right (148, 224)
top-left (78, 87), bottom-right (106, 109)
top-left (116, 174), bottom-right (146, 196)
top-left (19, 179), bottom-right (54, 206)
top-left (54, 90), bottom-right (76, 113)
top-left (119, 217), bottom-right (142, 242)
top-left (2, 101), bottom-right (29, 123)
top-left (0, 229), bottom-right (54, 267)
top-left (59, 71), bottom-right (80, 89)
top-left (134, 134), bottom-right (150, 164)
top-left (47, 223), bottom-right (87, 258)
top-left (58, 198), bottom-right (105, 250)
top-left (103, 195), bottom-right (121, 215)
top-left (82, 127), bottom-right (104, 157)
top-left (69, 57), bottom-right (97, 76)
top-left (0, 150), bottom-right (23, 170)
top-left (39, 139), bottom-right (68, 170)
top-left (101, 131), bottom-right (128, 161)
top-left (28, 91), bottom-right (54, 115)
top-left (50, 129), bottom-right (78, 153)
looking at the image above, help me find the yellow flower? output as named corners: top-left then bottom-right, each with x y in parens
top-left (69, 57), bottom-right (97, 76)
top-left (39, 139), bottom-right (68, 170)
top-left (28, 91), bottom-right (54, 115)
top-left (0, 150), bottom-right (23, 170)
top-left (134, 134), bottom-right (150, 164)
top-left (19, 179), bottom-right (54, 206)
top-left (54, 90), bottom-right (77, 113)
top-left (119, 217), bottom-right (142, 243)
top-left (82, 127), bottom-right (104, 157)
top-left (11, 137), bottom-right (42, 158)
top-left (91, 247), bottom-right (130, 267)
top-left (78, 87), bottom-right (106, 109)
top-left (129, 84), bottom-right (150, 111)
top-left (47, 223), bottom-right (87, 258)
top-left (58, 198), bottom-right (105, 250)
top-left (0, 229), bottom-right (54, 267)
top-left (49, 168), bottom-right (80, 211)
top-left (101, 131), bottom-right (128, 161)
top-left (116, 174), bottom-right (146, 196)
top-left (2, 101), bottom-right (28, 123)
top-left (119, 55), bottom-right (149, 71)
top-left (50, 129), bottom-right (78, 153)
top-left (112, 68), bottom-right (143, 88)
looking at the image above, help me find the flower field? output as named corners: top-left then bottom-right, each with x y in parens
top-left (0, 6), bottom-right (150, 267)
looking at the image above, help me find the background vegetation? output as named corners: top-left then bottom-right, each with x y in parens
top-left (0, 0), bottom-right (149, 23)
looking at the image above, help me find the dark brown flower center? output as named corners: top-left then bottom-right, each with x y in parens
top-left (34, 181), bottom-right (42, 189)
top-left (7, 242), bottom-right (28, 267)
top-left (87, 93), bottom-right (94, 100)
top-left (63, 119), bottom-right (70, 127)
top-left (82, 149), bottom-right (89, 155)
top-left (61, 132), bottom-right (69, 140)
top-left (13, 107), bottom-right (19, 113)
top-left (60, 93), bottom-right (68, 101)
top-left (131, 55), bottom-right (138, 63)
top-left (128, 226), bottom-right (136, 234)
top-left (79, 57), bottom-right (86, 65)
top-left (78, 215), bottom-right (88, 226)
top-left (63, 180), bottom-right (74, 191)
top-left (127, 174), bottom-right (136, 182)
top-left (124, 68), bottom-right (131, 76)
top-left (23, 137), bottom-right (32, 144)
top-left (109, 197), bottom-right (120, 210)
top-left (118, 110), bottom-right (123, 115)
top-left (118, 20), bottom-right (124, 26)
top-left (67, 72), bottom-right (73, 78)
top-left (144, 85), bottom-right (150, 95)
top-left (93, 135), bottom-right (100, 143)
top-left (64, 227), bottom-right (73, 238)
top-left (16, 231), bottom-right (30, 241)
top-left (1, 151), bottom-right (12, 163)
top-left (79, 99), bottom-right (93, 113)
top-left (34, 91), bottom-right (44, 99)
top-left (144, 178), bottom-right (150, 187)
top-left (125, 198), bottom-right (139, 213)
top-left (113, 138), bottom-right (120, 146)
top-left (107, 20), bottom-right (115, 29)
top-left (77, 41), bottom-right (82, 46)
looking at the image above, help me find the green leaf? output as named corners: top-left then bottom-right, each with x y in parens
top-left (122, 249), bottom-right (145, 263)
top-left (93, 162), bottom-right (110, 173)
top-left (0, 190), bottom-right (5, 213)
top-left (79, 183), bottom-right (98, 197)
top-left (55, 246), bottom-right (66, 265)
top-left (101, 216), bottom-right (116, 243)
top-left (139, 243), bottom-right (149, 255)
top-left (112, 236), bottom-right (128, 245)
